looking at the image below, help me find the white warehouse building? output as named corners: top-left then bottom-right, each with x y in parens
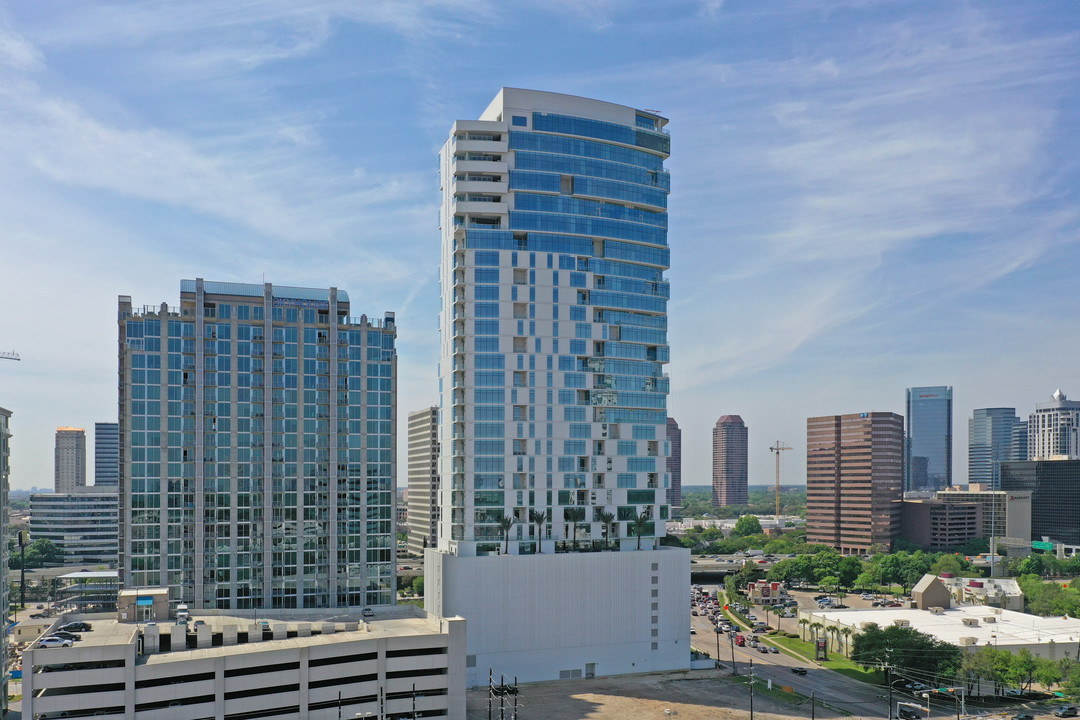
top-left (23, 604), bottom-right (465, 720)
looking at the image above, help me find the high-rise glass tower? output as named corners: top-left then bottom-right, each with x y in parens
top-left (1028, 389), bottom-right (1080, 460)
top-left (0, 407), bottom-right (11, 717)
top-left (905, 386), bottom-right (953, 491)
top-left (94, 421), bottom-right (120, 486)
top-left (712, 415), bottom-right (748, 507)
top-left (427, 89), bottom-right (687, 683)
top-left (435, 89), bottom-right (671, 556)
top-left (666, 417), bottom-right (682, 512)
top-left (968, 408), bottom-right (1019, 488)
top-left (119, 279), bottom-right (397, 610)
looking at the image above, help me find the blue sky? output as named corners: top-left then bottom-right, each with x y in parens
top-left (1, 0), bottom-right (1078, 491)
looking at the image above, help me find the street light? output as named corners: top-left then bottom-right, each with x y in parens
top-left (714, 625), bottom-right (722, 670)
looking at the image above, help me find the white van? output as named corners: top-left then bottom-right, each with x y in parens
top-left (176, 603), bottom-right (190, 622)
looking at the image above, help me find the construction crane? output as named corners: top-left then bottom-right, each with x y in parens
top-left (0, 351), bottom-right (19, 362)
top-left (769, 441), bottom-right (791, 516)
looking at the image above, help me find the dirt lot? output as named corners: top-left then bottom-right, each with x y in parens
top-left (465, 668), bottom-right (847, 720)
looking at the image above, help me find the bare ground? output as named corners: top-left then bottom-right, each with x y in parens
top-left (466, 668), bottom-right (848, 720)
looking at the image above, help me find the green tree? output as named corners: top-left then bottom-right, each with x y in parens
top-left (411, 576), bottom-right (424, 597)
top-left (852, 623), bottom-right (962, 678)
top-left (631, 510), bottom-right (650, 550)
top-left (732, 515), bottom-right (763, 538)
top-left (838, 556), bottom-right (863, 589)
top-left (930, 553), bottom-right (970, 576)
top-left (529, 508), bottom-right (548, 552)
top-left (498, 515), bottom-right (515, 555)
top-left (598, 510), bottom-right (616, 550)
top-left (854, 571), bottom-right (879, 592)
top-left (564, 507), bottom-right (586, 551)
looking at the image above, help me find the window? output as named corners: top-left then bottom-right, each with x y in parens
top-left (511, 115), bottom-right (527, 127)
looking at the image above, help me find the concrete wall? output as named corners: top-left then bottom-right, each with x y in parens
top-left (426, 545), bottom-right (690, 684)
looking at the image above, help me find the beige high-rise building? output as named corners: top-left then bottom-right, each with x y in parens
top-left (806, 412), bottom-right (903, 555)
top-left (54, 426), bottom-right (86, 492)
top-left (712, 415), bottom-right (748, 507)
top-left (407, 407), bottom-right (439, 557)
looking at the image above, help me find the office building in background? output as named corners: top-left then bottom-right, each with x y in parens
top-left (968, 408), bottom-right (1020, 489)
top-left (425, 88), bottom-right (688, 683)
top-left (55, 426), bottom-right (86, 492)
top-left (1010, 421), bottom-right (1029, 461)
top-left (807, 412), bottom-right (904, 554)
top-left (1028, 390), bottom-right (1080, 460)
top-left (94, 421), bottom-right (120, 486)
top-left (712, 415), bottom-right (748, 507)
top-left (30, 487), bottom-right (119, 564)
top-left (905, 386), bottom-right (953, 491)
top-left (119, 279), bottom-right (398, 610)
top-left (407, 406), bottom-right (440, 557)
top-left (1001, 459), bottom-right (1080, 546)
top-left (666, 417), bottom-right (682, 513)
top-left (936, 485), bottom-right (1031, 542)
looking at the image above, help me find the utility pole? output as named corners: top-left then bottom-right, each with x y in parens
top-left (769, 441), bottom-right (791, 516)
top-left (886, 657), bottom-right (893, 720)
top-left (811, 690), bottom-right (816, 720)
top-left (749, 657), bottom-right (755, 720)
top-left (730, 632), bottom-right (737, 676)
top-left (18, 531), bottom-right (26, 611)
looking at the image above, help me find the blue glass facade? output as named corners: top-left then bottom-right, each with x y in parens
top-left (119, 281), bottom-right (397, 609)
top-left (905, 385), bottom-right (953, 492)
top-left (968, 408), bottom-right (1019, 489)
top-left (439, 92), bottom-right (670, 556)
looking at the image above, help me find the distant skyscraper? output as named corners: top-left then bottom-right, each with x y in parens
top-left (425, 88), bottom-right (688, 683)
top-left (968, 408), bottom-right (1019, 489)
top-left (406, 406), bottom-right (439, 557)
top-left (1028, 390), bottom-right (1080, 460)
top-left (54, 427), bottom-right (86, 492)
top-left (712, 415), bottom-right (748, 507)
top-left (666, 417), bottom-right (682, 512)
top-left (119, 279), bottom-right (397, 610)
top-left (905, 386), bottom-right (953, 491)
top-left (0, 407), bottom-right (10, 716)
top-left (94, 421), bottom-right (119, 487)
top-left (807, 412), bottom-right (903, 554)
top-left (1010, 421), bottom-right (1029, 461)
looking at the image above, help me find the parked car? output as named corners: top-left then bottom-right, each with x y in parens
top-left (362, 607), bottom-right (375, 618)
top-left (899, 709), bottom-right (921, 720)
top-left (52, 631), bottom-right (81, 642)
top-left (1054, 707), bottom-right (1078, 718)
top-left (691, 610), bottom-right (698, 616)
top-left (1013, 714), bottom-right (1034, 720)
top-left (791, 667), bottom-right (807, 675)
top-left (690, 627), bottom-right (697, 635)
top-left (60, 622), bottom-right (92, 633)
top-left (37, 637), bottom-right (73, 649)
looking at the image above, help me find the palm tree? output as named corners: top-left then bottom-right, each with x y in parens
top-left (529, 509), bottom-right (548, 552)
top-left (498, 515), bottom-right (515, 555)
top-left (565, 507), bottom-right (586, 551)
top-left (840, 626), bottom-right (853, 657)
top-left (632, 510), bottom-right (651, 550)
top-left (810, 622), bottom-right (823, 643)
top-left (798, 618), bottom-right (809, 641)
top-left (597, 510), bottom-right (616, 550)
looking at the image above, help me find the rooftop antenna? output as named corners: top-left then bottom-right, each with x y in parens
top-left (769, 441), bottom-right (791, 516)
top-left (0, 351), bottom-right (19, 362)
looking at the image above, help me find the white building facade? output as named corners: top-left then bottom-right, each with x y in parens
top-left (30, 487), bottom-right (119, 564)
top-left (1029, 389), bottom-right (1080, 460)
top-left (428, 88), bottom-right (689, 682)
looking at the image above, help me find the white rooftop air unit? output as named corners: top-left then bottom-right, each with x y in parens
top-left (928, 607), bottom-right (945, 615)
top-left (893, 619), bottom-right (910, 628)
top-left (959, 637), bottom-right (977, 646)
top-left (962, 618), bottom-right (979, 627)
top-left (983, 616), bottom-right (997, 623)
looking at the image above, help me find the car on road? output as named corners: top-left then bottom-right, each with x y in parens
top-left (1054, 707), bottom-right (1079, 718)
top-left (1013, 714), bottom-right (1034, 720)
top-left (37, 637), bottom-right (73, 648)
top-left (757, 644), bottom-right (769, 653)
top-left (735, 635), bottom-right (746, 646)
top-left (769, 646), bottom-right (780, 653)
top-left (791, 667), bottom-right (807, 675)
top-left (899, 709), bottom-right (921, 720)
